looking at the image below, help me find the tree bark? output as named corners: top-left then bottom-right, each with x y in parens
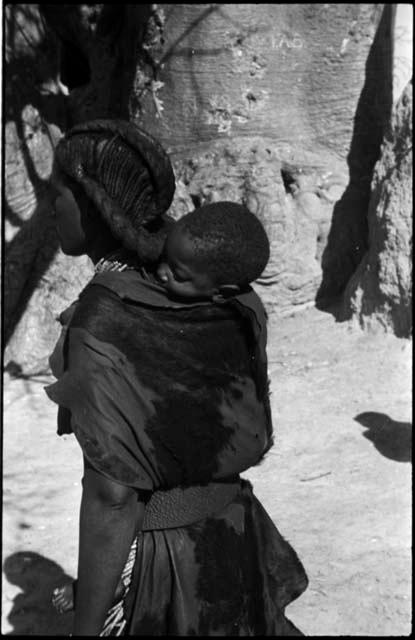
top-left (340, 5), bottom-right (413, 337)
top-left (341, 80), bottom-right (412, 337)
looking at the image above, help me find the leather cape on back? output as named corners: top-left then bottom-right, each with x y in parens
top-left (44, 271), bottom-right (310, 636)
top-left (45, 270), bottom-right (273, 491)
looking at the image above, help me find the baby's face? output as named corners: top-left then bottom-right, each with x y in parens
top-left (156, 227), bottom-right (218, 300)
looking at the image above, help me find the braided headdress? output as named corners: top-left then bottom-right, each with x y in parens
top-left (54, 119), bottom-right (176, 262)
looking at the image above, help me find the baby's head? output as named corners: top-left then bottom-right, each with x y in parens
top-left (157, 202), bottom-right (270, 300)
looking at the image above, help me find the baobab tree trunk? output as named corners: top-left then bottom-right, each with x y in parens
top-left (342, 80), bottom-right (412, 337)
top-left (341, 6), bottom-right (413, 337)
top-left (120, 3), bottom-right (391, 315)
top-left (4, 3), bottom-right (411, 374)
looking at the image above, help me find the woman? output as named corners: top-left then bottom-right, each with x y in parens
top-left (45, 119), bottom-right (308, 635)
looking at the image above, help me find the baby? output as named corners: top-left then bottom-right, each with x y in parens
top-left (52, 201), bottom-right (270, 613)
top-left (155, 200), bottom-right (270, 300)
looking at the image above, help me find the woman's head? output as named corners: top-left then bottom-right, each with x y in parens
top-left (157, 202), bottom-right (270, 300)
top-left (52, 119), bottom-right (176, 262)
top-left (50, 165), bottom-right (106, 256)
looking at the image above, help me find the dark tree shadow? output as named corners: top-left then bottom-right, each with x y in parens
top-left (354, 412), bottom-right (412, 463)
top-left (3, 551), bottom-right (74, 636)
top-left (4, 199), bottom-right (60, 346)
top-left (316, 4), bottom-right (393, 313)
top-left (4, 6), bottom-right (70, 130)
top-left (39, 4), bottom-right (149, 122)
top-left (4, 6), bottom-right (69, 346)
top-left (4, 5), bottom-right (143, 347)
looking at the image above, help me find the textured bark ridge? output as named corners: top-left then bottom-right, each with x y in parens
top-left (342, 82), bottom-right (412, 337)
top-left (169, 141), bottom-right (348, 314)
top-left (4, 4), bottom-right (411, 373)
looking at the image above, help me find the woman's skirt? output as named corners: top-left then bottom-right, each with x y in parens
top-left (101, 480), bottom-right (307, 636)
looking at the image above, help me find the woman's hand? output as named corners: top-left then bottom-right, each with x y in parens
top-left (72, 458), bottom-right (146, 636)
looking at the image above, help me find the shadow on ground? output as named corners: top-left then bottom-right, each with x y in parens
top-left (354, 412), bottom-right (412, 463)
top-left (3, 551), bottom-right (74, 636)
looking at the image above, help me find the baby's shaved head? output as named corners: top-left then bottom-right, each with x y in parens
top-left (175, 202), bottom-right (270, 288)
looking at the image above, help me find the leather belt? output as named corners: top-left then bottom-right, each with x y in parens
top-left (141, 478), bottom-right (241, 531)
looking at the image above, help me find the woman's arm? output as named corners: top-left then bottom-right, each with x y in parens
top-left (72, 458), bottom-right (146, 636)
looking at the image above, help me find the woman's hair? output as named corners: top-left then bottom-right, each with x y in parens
top-left (54, 119), bottom-right (176, 262)
top-left (175, 202), bottom-right (270, 287)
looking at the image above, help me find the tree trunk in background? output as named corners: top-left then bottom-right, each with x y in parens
top-left (121, 3), bottom-right (390, 315)
top-left (341, 5), bottom-right (413, 338)
top-left (342, 81), bottom-right (412, 337)
top-left (4, 4), bottom-right (411, 374)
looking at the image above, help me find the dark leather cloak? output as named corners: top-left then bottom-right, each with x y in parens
top-left (45, 271), bottom-right (308, 635)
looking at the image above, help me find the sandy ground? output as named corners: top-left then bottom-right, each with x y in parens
top-left (2, 306), bottom-right (412, 636)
